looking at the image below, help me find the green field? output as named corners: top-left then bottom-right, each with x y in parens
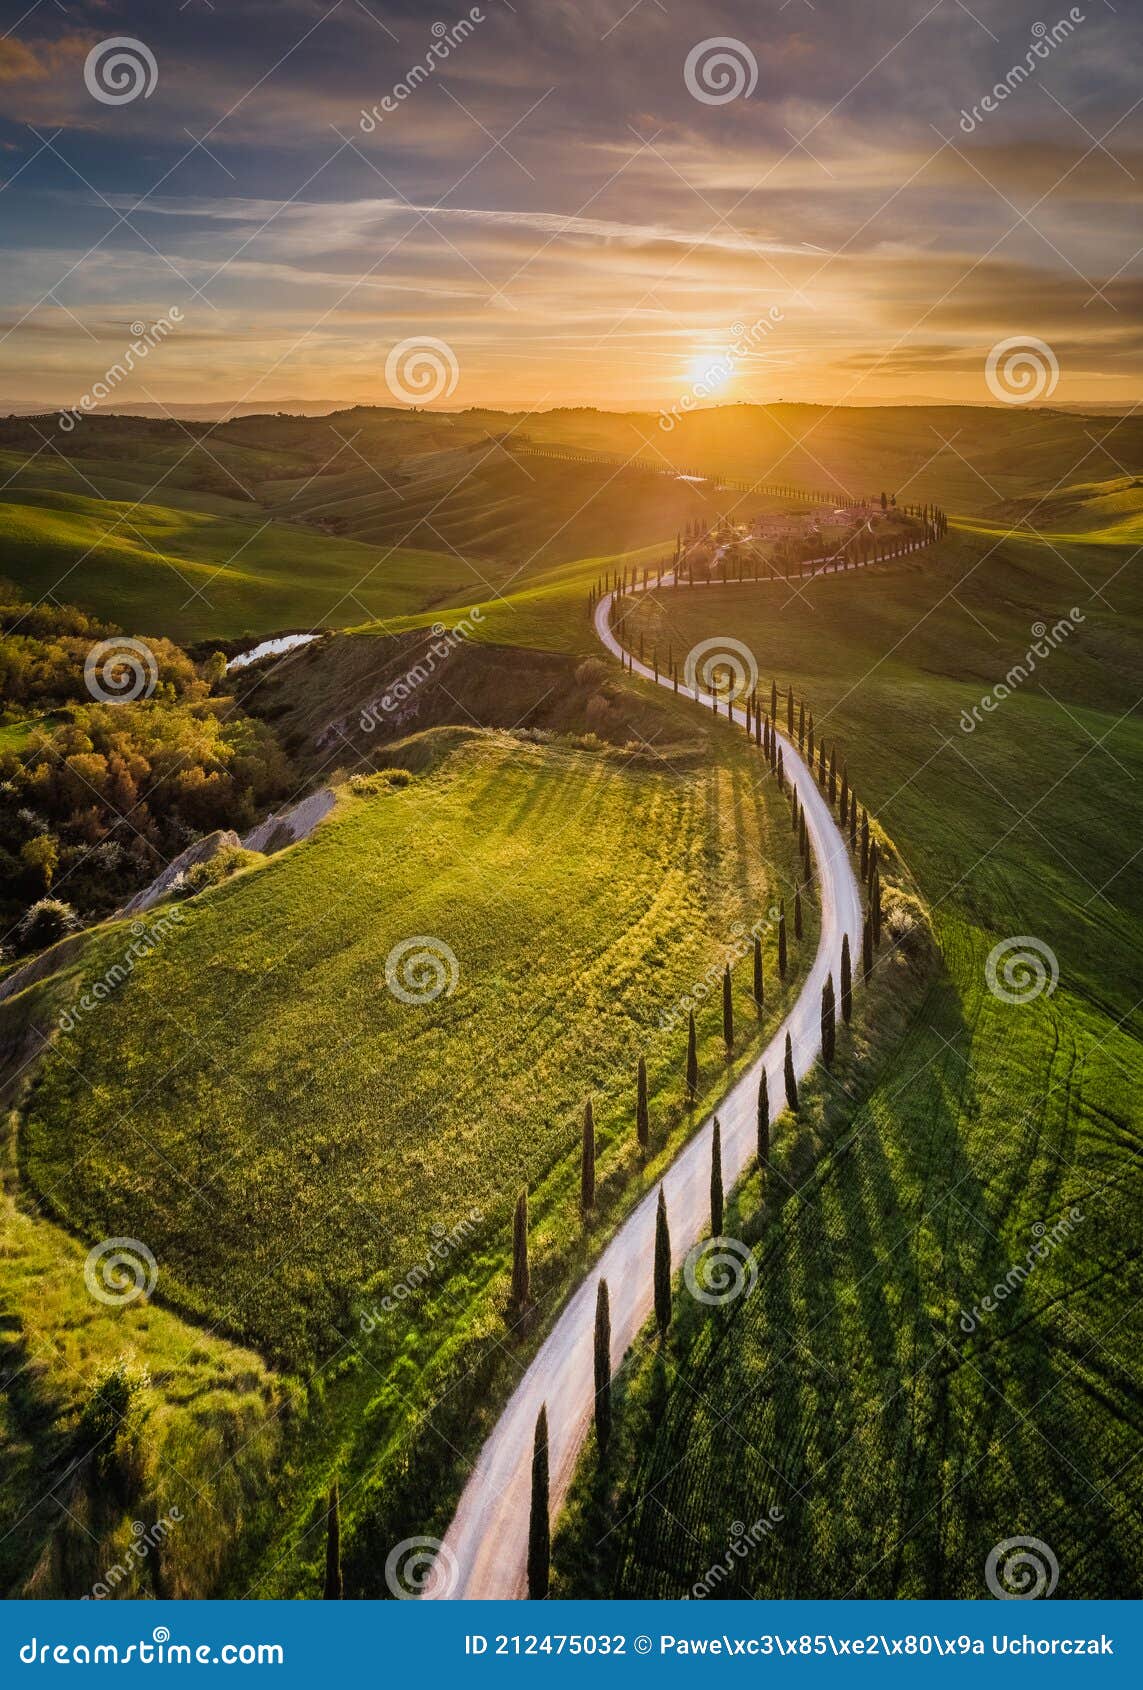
top-left (0, 465), bottom-right (718, 647)
top-left (0, 965), bottom-right (288, 1600)
top-left (2, 406), bottom-right (1141, 1601)
top-left (4, 404), bottom-right (1141, 650)
top-left (6, 709), bottom-right (813, 1594)
top-left (0, 487), bottom-right (505, 644)
top-left (550, 506), bottom-right (1143, 1598)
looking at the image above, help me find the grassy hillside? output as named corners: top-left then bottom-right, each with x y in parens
top-left (3, 404), bottom-right (1139, 1601)
top-left (9, 712), bottom-right (814, 1593)
top-left (552, 506), bottom-right (1143, 1598)
top-left (7, 405), bottom-right (1136, 651)
top-left (0, 488), bottom-right (495, 643)
top-left (12, 401), bottom-right (1133, 517)
top-left (0, 965), bottom-right (288, 1600)
top-left (20, 726), bottom-right (809, 1364)
top-left (274, 451), bottom-right (755, 564)
top-left (521, 405), bottom-right (1143, 514)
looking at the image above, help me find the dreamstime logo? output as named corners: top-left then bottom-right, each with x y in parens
top-left (985, 936), bottom-right (1059, 1005)
top-left (385, 337), bottom-right (459, 404)
top-left (359, 9), bottom-right (485, 130)
top-left (84, 37), bottom-right (158, 106)
top-left (58, 309), bottom-right (183, 432)
top-left (84, 637), bottom-right (158, 704)
top-left (83, 1237), bottom-right (158, 1307)
top-left (384, 936), bottom-right (459, 1005)
top-left (659, 310), bottom-right (783, 432)
top-left (87, 1509), bottom-right (183, 1600)
top-left (985, 336), bottom-right (1059, 405)
top-left (959, 608), bottom-right (1084, 732)
top-left (958, 12), bottom-right (1086, 133)
top-left (684, 37), bottom-right (758, 105)
top-left (692, 1508), bottom-right (784, 1598)
top-left (384, 1535), bottom-right (459, 1599)
top-left (683, 636), bottom-right (758, 704)
top-left (58, 907), bottom-right (186, 1035)
top-left (658, 908), bottom-right (780, 1035)
top-left (958, 1208), bottom-right (1083, 1334)
top-left (683, 1236), bottom-right (758, 1306)
top-left (359, 1208), bottom-right (483, 1330)
top-left (359, 609), bottom-right (485, 731)
top-left (985, 1535), bottom-right (1059, 1599)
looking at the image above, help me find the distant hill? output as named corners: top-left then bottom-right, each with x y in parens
top-left (2, 402), bottom-right (1141, 641)
top-left (0, 398), bottom-right (354, 421)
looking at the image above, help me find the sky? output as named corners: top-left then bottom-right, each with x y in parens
top-left (0, 0), bottom-right (1140, 412)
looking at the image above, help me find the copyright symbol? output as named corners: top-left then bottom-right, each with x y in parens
top-left (634, 1636), bottom-right (652, 1654)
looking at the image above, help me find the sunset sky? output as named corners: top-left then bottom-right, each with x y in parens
top-left (1, 0), bottom-right (1140, 411)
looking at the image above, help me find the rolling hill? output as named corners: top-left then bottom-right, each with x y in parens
top-left (550, 496), bottom-right (1143, 1599)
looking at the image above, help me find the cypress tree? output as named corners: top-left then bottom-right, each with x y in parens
top-left (686, 1009), bottom-right (698, 1102)
top-left (821, 974), bottom-right (836, 1067)
top-left (839, 764), bottom-right (849, 823)
top-left (753, 934), bottom-right (763, 1008)
top-left (654, 1185), bottom-right (671, 1339)
top-left (777, 745), bottom-right (785, 790)
top-left (710, 1117), bottom-right (724, 1236)
top-left (783, 1030), bottom-right (798, 1111)
top-left (794, 886), bottom-right (803, 940)
top-left (527, 1405), bottom-right (550, 1599)
top-left (807, 715), bottom-right (815, 762)
top-left (593, 1280), bottom-right (611, 1453)
top-left (757, 1069), bottom-right (770, 1167)
top-left (511, 1187), bottom-right (530, 1311)
top-left (778, 902), bottom-right (788, 977)
top-left (828, 747), bottom-right (837, 805)
top-left (581, 1099), bottom-right (595, 1213)
top-left (770, 678), bottom-right (777, 720)
top-left (849, 790), bottom-right (858, 849)
top-left (841, 934), bottom-right (852, 1024)
top-left (862, 912), bottom-right (874, 982)
top-left (722, 962), bottom-right (734, 1050)
top-left (786, 685), bottom-right (794, 734)
top-left (871, 866), bottom-right (882, 946)
top-left (799, 806), bottom-right (807, 855)
top-left (324, 1480), bottom-right (343, 1600)
top-left (818, 739), bottom-right (826, 783)
top-left (636, 1055), bottom-right (649, 1151)
top-left (860, 808), bottom-right (869, 878)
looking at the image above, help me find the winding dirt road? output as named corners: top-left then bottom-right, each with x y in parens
top-left (438, 577), bottom-right (863, 1599)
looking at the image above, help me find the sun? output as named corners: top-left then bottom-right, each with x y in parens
top-left (686, 351), bottom-right (734, 395)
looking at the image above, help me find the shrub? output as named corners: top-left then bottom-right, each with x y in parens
top-left (574, 658), bottom-right (608, 688)
top-left (585, 694), bottom-right (613, 733)
top-left (348, 769), bottom-right (413, 796)
top-left (178, 847), bottom-right (261, 897)
top-left (73, 1356), bottom-right (149, 1496)
top-left (15, 897), bottom-right (79, 953)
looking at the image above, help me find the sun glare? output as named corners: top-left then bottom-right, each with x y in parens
top-left (686, 352), bottom-right (734, 394)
